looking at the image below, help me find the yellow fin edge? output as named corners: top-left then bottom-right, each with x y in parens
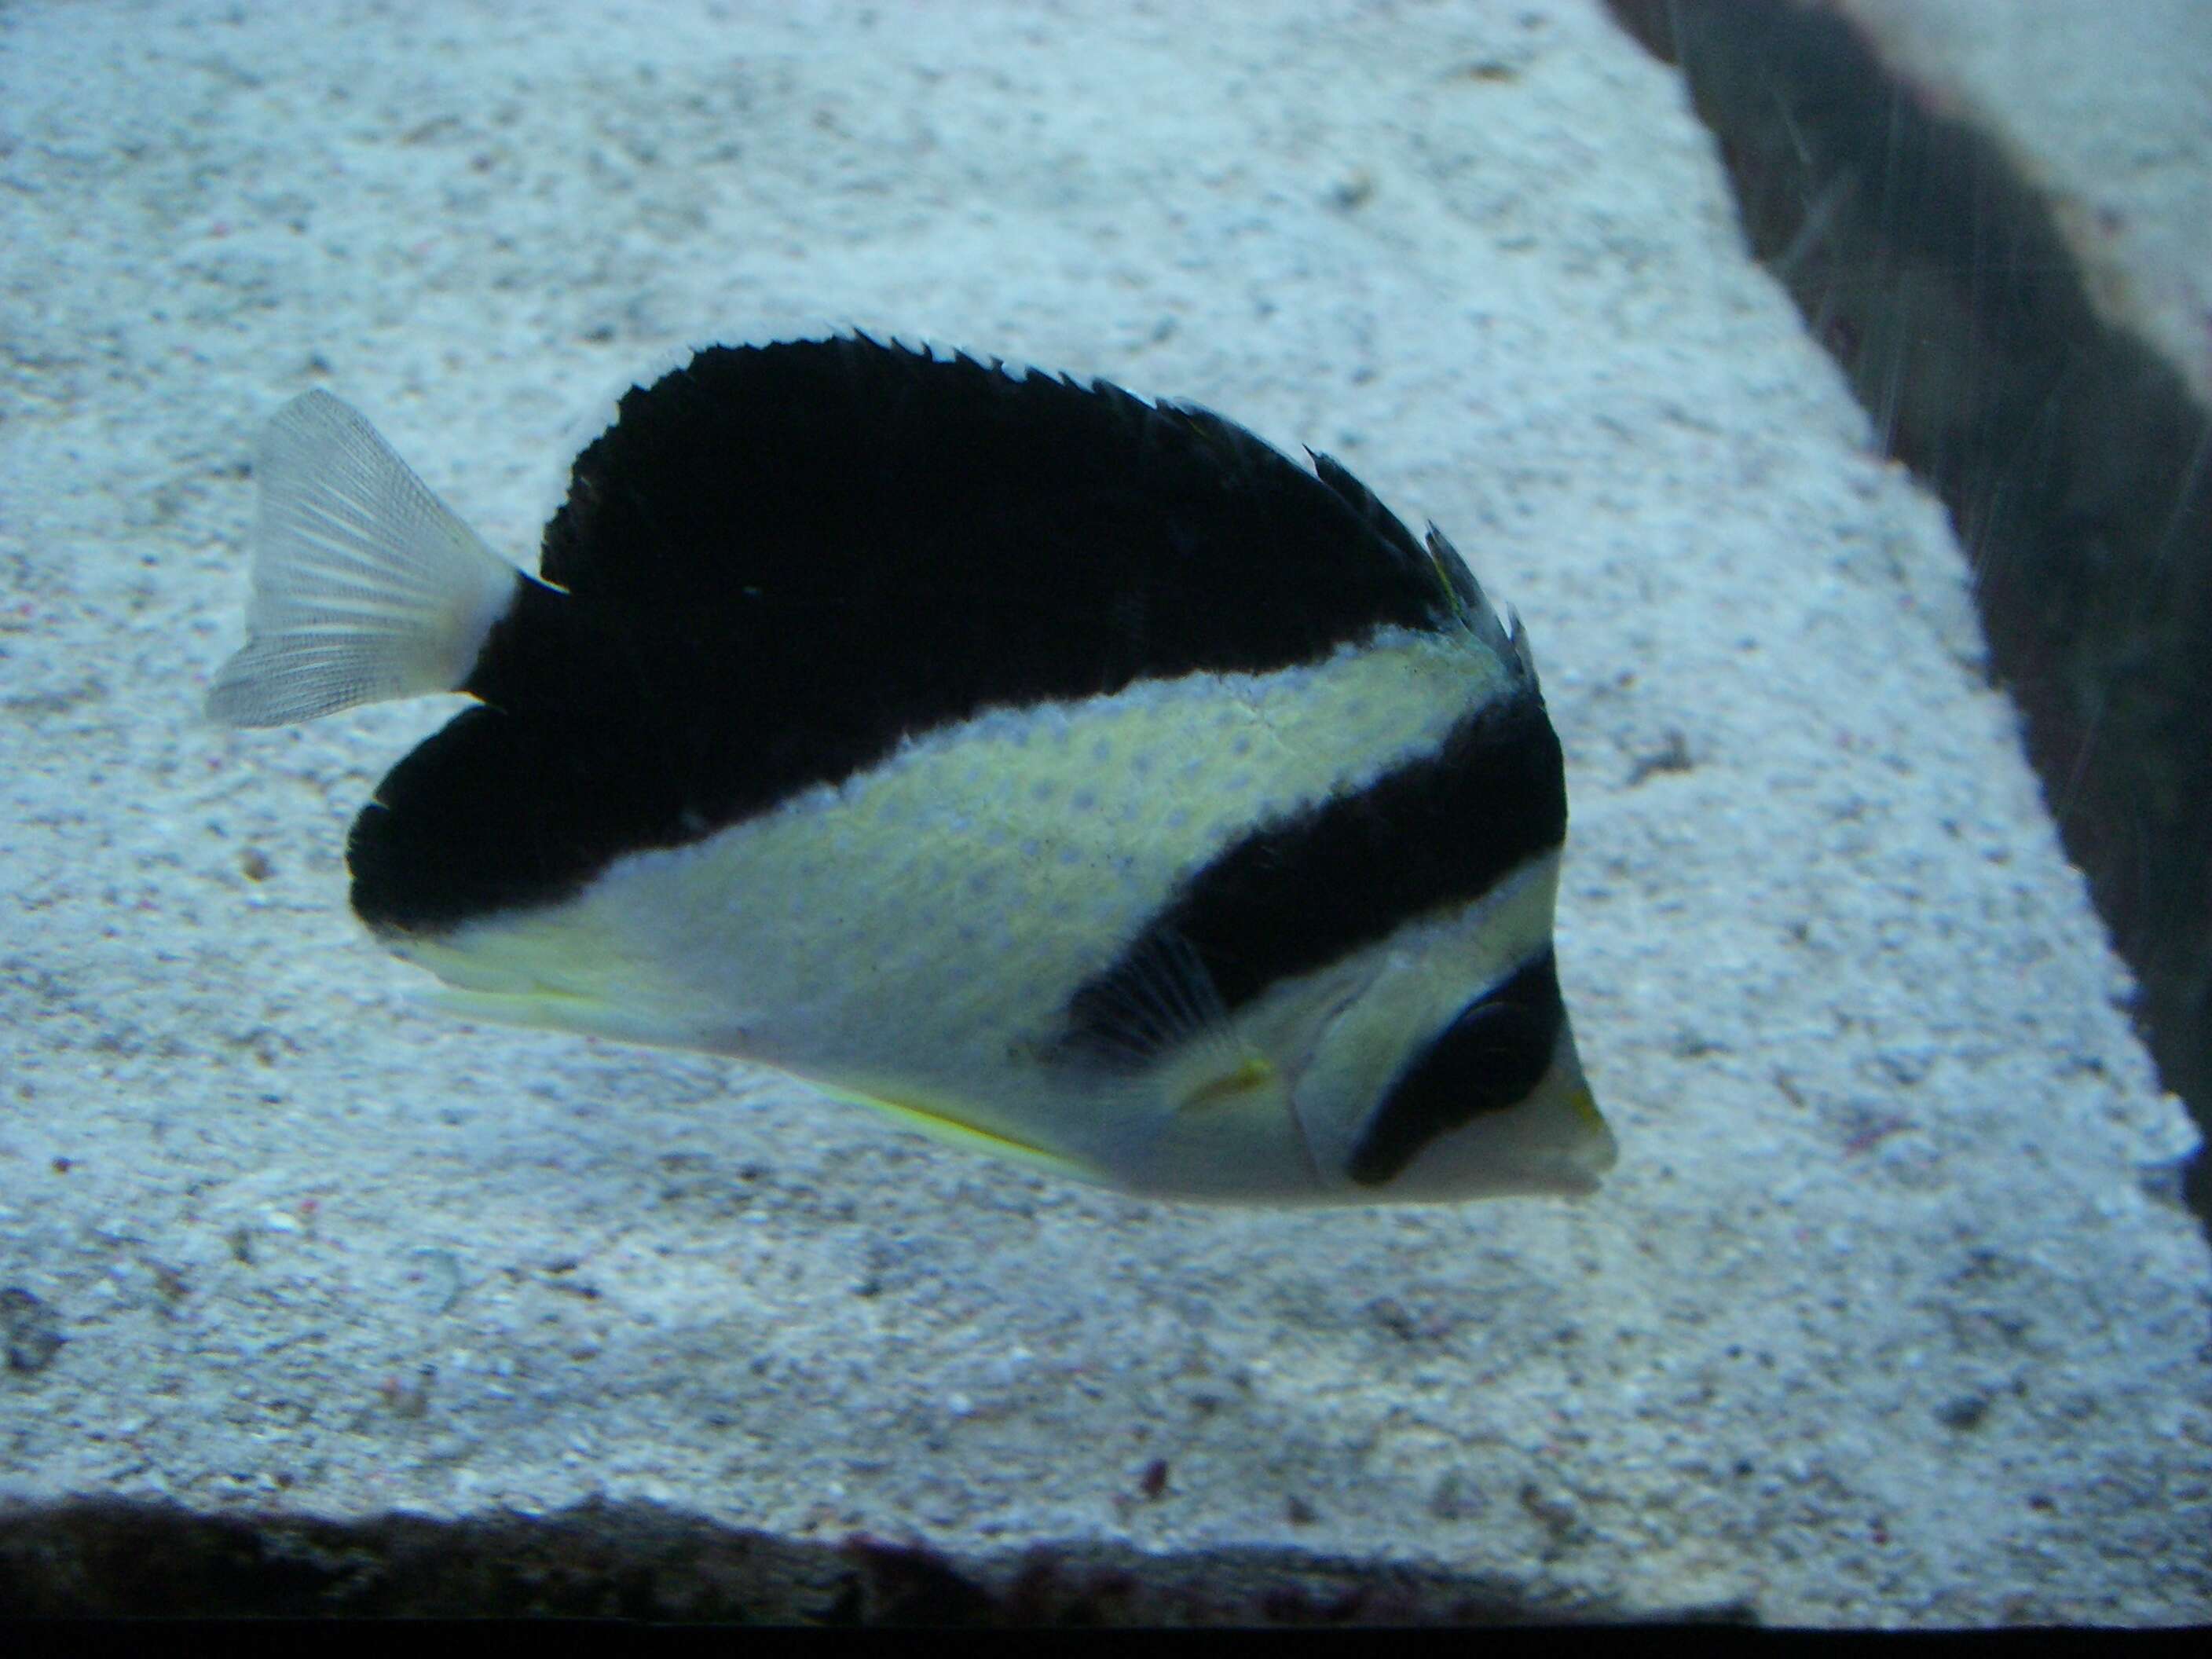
top-left (812, 1081), bottom-right (1102, 1186)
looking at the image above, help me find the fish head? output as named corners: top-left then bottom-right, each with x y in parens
top-left (1285, 859), bottom-right (1616, 1203)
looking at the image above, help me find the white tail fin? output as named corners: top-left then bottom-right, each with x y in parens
top-left (205, 390), bottom-right (520, 727)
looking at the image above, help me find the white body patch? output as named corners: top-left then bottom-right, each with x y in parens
top-left (397, 623), bottom-right (1513, 1188)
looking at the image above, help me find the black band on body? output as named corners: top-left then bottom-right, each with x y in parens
top-left (1061, 685), bottom-right (1566, 1061)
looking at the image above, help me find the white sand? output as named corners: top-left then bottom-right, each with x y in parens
top-left (1, 0), bottom-right (2206, 1624)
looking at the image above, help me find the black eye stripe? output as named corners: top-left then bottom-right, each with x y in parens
top-left (1348, 949), bottom-right (1564, 1186)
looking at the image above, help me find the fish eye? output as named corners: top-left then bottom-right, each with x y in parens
top-left (1348, 950), bottom-right (1564, 1185)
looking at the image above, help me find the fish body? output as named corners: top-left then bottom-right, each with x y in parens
top-left (209, 336), bottom-right (1613, 1204)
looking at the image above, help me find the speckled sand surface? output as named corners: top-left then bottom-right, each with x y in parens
top-left (2, 0), bottom-right (2207, 1624)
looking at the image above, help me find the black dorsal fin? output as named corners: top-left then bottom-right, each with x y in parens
top-left (536, 337), bottom-right (1450, 669)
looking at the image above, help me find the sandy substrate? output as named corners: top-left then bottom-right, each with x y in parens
top-left (2, 0), bottom-right (2207, 1624)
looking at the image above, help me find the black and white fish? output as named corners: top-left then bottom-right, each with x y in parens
top-left (208, 335), bottom-right (1613, 1204)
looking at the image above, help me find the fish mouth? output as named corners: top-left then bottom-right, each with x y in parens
top-left (1565, 1079), bottom-right (1618, 1174)
top-left (1517, 1075), bottom-right (1616, 1197)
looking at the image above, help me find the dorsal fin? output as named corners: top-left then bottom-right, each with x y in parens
top-left (537, 338), bottom-right (1454, 659)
